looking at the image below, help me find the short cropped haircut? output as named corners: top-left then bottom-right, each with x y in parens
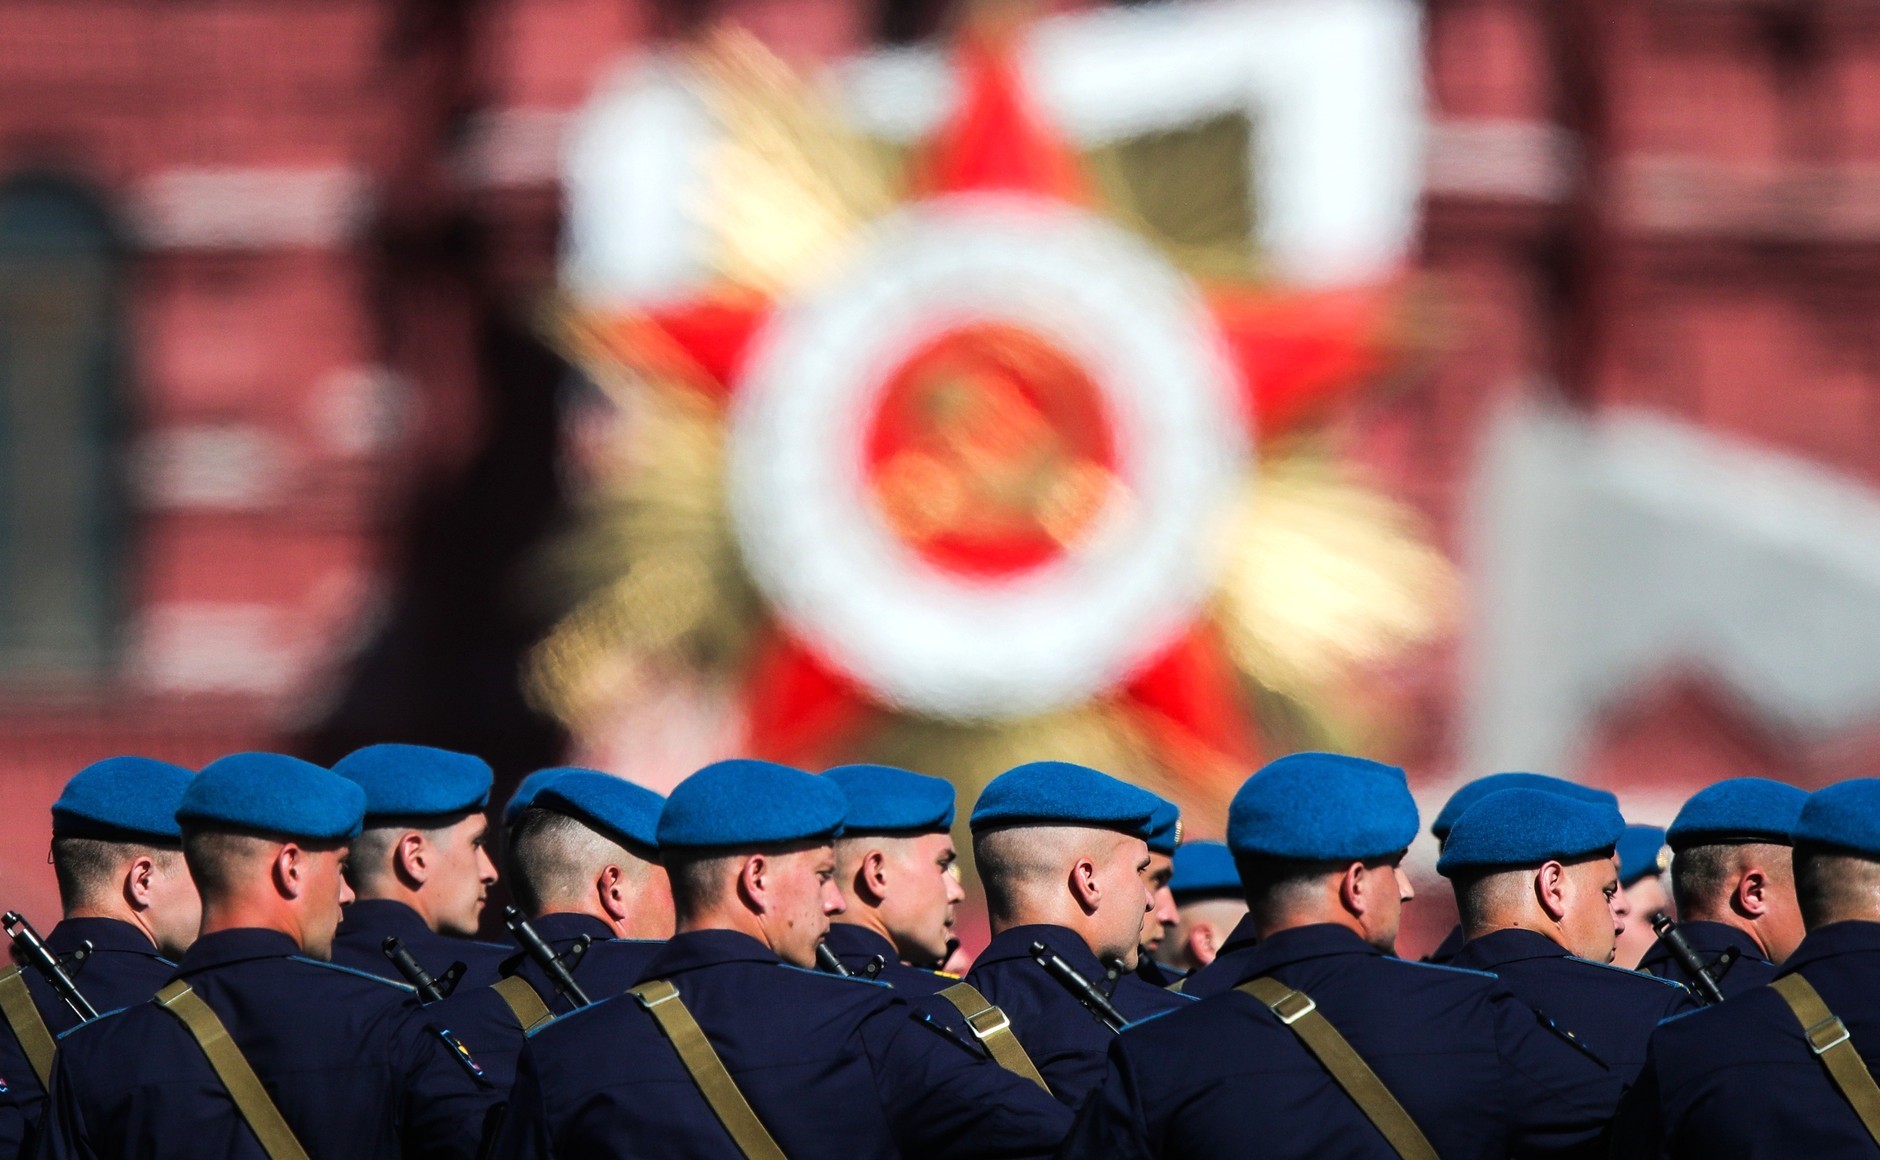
top-left (1794, 844), bottom-right (1880, 930)
top-left (344, 814), bottom-right (473, 892)
top-left (1233, 854), bottom-right (1351, 924)
top-left (664, 851), bottom-right (743, 922)
top-left (52, 837), bottom-right (174, 912)
top-left (507, 808), bottom-right (651, 915)
top-left (182, 827), bottom-right (346, 902)
top-left (1672, 842), bottom-right (1792, 918)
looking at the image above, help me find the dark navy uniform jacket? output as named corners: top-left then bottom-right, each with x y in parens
top-left (1059, 923), bottom-right (1627, 1160)
top-left (490, 929), bottom-right (1071, 1159)
top-left (427, 913), bottom-right (661, 1094)
top-left (1132, 957), bottom-right (1184, 988)
top-left (1636, 920), bottom-right (1778, 1000)
top-left (823, 923), bottom-right (956, 997)
top-left (1425, 923), bottom-right (1467, 965)
top-left (1450, 928), bottom-right (1695, 1084)
top-left (331, 899), bottom-right (510, 991)
top-left (36, 928), bottom-right (497, 1160)
top-left (1170, 913), bottom-right (1258, 997)
top-left (959, 924), bottom-right (1191, 1107)
top-left (1614, 920), bottom-right (1880, 1158)
top-left (0, 919), bottom-right (176, 1158)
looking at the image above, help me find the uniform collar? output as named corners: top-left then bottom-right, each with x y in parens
top-left (1779, 920), bottom-right (1880, 976)
top-left (825, 923), bottom-right (899, 963)
top-left (1236, 922), bottom-right (1379, 980)
top-left (1454, 927), bottom-right (1573, 969)
top-left (977, 923), bottom-right (1111, 979)
top-left (174, 928), bottom-right (303, 975)
top-left (1652, 920), bottom-right (1770, 964)
top-left (1219, 912), bottom-right (1260, 954)
top-left (47, 917), bottom-right (161, 956)
top-left (526, 912), bottom-right (614, 945)
top-left (337, 898), bottom-right (430, 937)
top-left (640, 928), bottom-right (784, 981)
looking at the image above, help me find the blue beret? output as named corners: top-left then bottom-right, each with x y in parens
top-left (506, 767), bottom-right (581, 826)
top-left (1432, 773), bottom-right (1618, 841)
top-left (1617, 824), bottom-right (1670, 887)
top-left (177, 753), bottom-right (365, 842)
top-left (1228, 753), bottom-right (1418, 862)
top-left (1436, 788), bottom-right (1625, 876)
top-left (659, 759), bottom-right (846, 850)
top-left (1666, 777), bottom-right (1807, 849)
top-left (1168, 841), bottom-right (1241, 903)
top-left (332, 744), bottom-right (492, 821)
top-left (531, 771), bottom-right (665, 851)
top-left (1146, 799), bottom-right (1183, 856)
top-left (52, 757), bottom-right (195, 843)
top-left (1793, 780), bottom-right (1880, 857)
top-left (822, 765), bottom-right (955, 834)
top-left (969, 761), bottom-right (1162, 835)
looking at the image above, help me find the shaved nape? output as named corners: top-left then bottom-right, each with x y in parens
top-left (973, 824), bottom-right (1130, 926)
top-left (507, 808), bottom-right (647, 914)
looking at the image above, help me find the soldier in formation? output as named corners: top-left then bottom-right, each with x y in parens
top-left (7, 746), bottom-right (1880, 1158)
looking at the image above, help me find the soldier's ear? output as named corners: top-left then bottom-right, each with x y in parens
top-left (1068, 855), bottom-right (1102, 913)
top-left (1535, 861), bottom-right (1570, 922)
top-left (124, 854), bottom-right (159, 911)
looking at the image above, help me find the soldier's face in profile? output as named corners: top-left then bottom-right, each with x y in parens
top-left (146, 849), bottom-right (203, 960)
top-left (426, 812), bottom-right (498, 938)
top-left (880, 832), bottom-right (962, 965)
top-left (1558, 855), bottom-right (1626, 963)
top-left (764, 844), bottom-right (845, 969)
top-left (1356, 857), bottom-right (1414, 954)
top-left (1095, 835), bottom-right (1155, 968)
top-left (1138, 851), bottom-right (1177, 954)
top-left (301, 844), bottom-right (355, 961)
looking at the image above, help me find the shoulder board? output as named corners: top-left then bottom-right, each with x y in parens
top-left (288, 956), bottom-right (417, 992)
top-left (776, 963), bottom-right (893, 989)
top-left (1119, 1007), bottom-right (1182, 1032)
top-left (525, 991), bottom-right (630, 1037)
top-left (55, 1006), bottom-right (131, 1040)
top-left (1564, 956), bottom-right (1691, 989)
top-left (1657, 1004), bottom-right (1711, 1028)
top-left (1387, 958), bottom-right (1499, 981)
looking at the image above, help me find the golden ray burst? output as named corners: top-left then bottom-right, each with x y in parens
top-left (529, 36), bottom-right (1455, 795)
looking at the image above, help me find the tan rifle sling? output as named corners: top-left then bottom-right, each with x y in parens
top-left (628, 978), bottom-right (787, 1160)
top-left (153, 980), bottom-right (310, 1160)
top-left (1772, 973), bottom-right (1880, 1147)
top-left (1238, 977), bottom-right (1438, 1160)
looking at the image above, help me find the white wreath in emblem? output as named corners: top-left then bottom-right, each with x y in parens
top-left (727, 194), bottom-right (1250, 720)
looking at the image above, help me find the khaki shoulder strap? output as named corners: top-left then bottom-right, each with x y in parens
top-left (628, 979), bottom-right (787, 1160)
top-left (935, 981), bottom-right (1050, 1093)
top-left (492, 975), bottom-right (556, 1034)
top-left (154, 980), bottom-right (311, 1160)
top-left (1239, 977), bottom-right (1437, 1160)
top-left (0, 966), bottom-right (55, 1087)
top-left (1772, 973), bottom-right (1880, 1146)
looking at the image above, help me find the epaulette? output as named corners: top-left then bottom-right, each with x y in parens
top-left (526, 993), bottom-right (616, 1037)
top-left (1386, 958), bottom-right (1499, 981)
top-left (1119, 1007), bottom-right (1183, 1033)
top-left (54, 1006), bottom-right (130, 1040)
top-left (1564, 956), bottom-right (1693, 991)
top-left (289, 956), bottom-right (417, 992)
top-left (777, 963), bottom-right (893, 989)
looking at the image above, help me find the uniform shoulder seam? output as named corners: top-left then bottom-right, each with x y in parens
top-left (289, 955), bottom-right (418, 991)
top-left (54, 1006), bottom-right (131, 1040)
top-left (776, 963), bottom-right (893, 989)
top-left (1390, 958), bottom-right (1499, 980)
top-left (1565, 956), bottom-right (1691, 989)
